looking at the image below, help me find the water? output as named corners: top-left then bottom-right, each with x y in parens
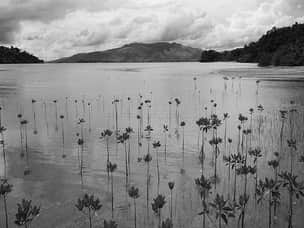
top-left (0, 62), bottom-right (304, 227)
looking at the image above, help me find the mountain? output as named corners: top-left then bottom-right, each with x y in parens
top-left (52, 42), bottom-right (202, 63)
top-left (200, 22), bottom-right (304, 66)
top-left (0, 46), bottom-right (43, 64)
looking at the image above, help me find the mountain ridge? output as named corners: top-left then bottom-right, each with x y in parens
top-left (51, 42), bottom-right (202, 63)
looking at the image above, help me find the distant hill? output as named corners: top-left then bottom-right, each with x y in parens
top-left (52, 42), bottom-right (202, 63)
top-left (200, 22), bottom-right (304, 66)
top-left (0, 46), bottom-right (43, 64)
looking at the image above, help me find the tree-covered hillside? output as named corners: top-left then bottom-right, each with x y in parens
top-left (0, 46), bottom-right (43, 64)
top-left (200, 23), bottom-right (304, 66)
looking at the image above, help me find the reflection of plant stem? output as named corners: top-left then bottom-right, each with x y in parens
top-left (43, 102), bottom-right (49, 135)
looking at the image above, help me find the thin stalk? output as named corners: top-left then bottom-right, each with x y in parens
top-left (134, 199), bottom-right (137, 228)
top-left (43, 102), bottom-right (49, 135)
top-left (269, 192), bottom-right (272, 228)
top-left (111, 171), bottom-right (114, 219)
top-left (3, 195), bottom-right (8, 228)
top-left (88, 208), bottom-right (92, 228)
top-left (156, 148), bottom-right (160, 194)
top-left (65, 97), bottom-right (69, 120)
top-left (170, 189), bottom-right (173, 221)
top-left (124, 142), bottom-right (128, 188)
top-left (61, 118), bottom-right (65, 157)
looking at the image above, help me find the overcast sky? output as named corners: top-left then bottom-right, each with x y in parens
top-left (1, 0), bottom-right (303, 60)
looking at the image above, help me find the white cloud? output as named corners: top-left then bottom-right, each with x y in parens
top-left (1, 0), bottom-right (303, 60)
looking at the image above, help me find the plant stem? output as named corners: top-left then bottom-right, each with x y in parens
top-left (170, 190), bottom-right (173, 221)
top-left (111, 171), bottom-right (114, 219)
top-left (3, 195), bottom-right (8, 228)
top-left (134, 199), bottom-right (137, 228)
top-left (156, 148), bottom-right (160, 194)
top-left (88, 208), bottom-right (92, 228)
top-left (269, 192), bottom-right (272, 228)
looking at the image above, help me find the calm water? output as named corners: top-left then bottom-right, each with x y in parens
top-left (0, 62), bottom-right (304, 228)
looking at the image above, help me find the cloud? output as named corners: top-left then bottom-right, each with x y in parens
top-left (202, 0), bottom-right (304, 50)
top-left (1, 0), bottom-right (304, 60)
top-left (15, 4), bottom-right (213, 59)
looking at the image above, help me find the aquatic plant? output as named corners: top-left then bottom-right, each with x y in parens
top-left (31, 99), bottom-right (38, 134)
top-left (180, 121), bottom-right (186, 170)
top-left (43, 102), bottom-right (49, 135)
top-left (65, 97), bottom-right (69, 120)
top-left (144, 99), bottom-right (152, 126)
top-left (127, 97), bottom-right (131, 126)
top-left (236, 162), bottom-right (256, 228)
top-left (195, 174), bottom-right (212, 228)
top-left (77, 137), bottom-right (84, 179)
top-left (161, 218), bottom-right (173, 228)
top-left (209, 194), bottom-right (235, 228)
top-left (104, 220), bottom-right (118, 228)
top-left (153, 140), bottom-right (161, 193)
top-left (128, 186), bottom-right (140, 228)
top-left (223, 113), bottom-right (229, 156)
top-left (101, 129), bottom-right (113, 180)
top-left (230, 153), bottom-right (245, 202)
top-left (17, 113), bottom-right (24, 157)
top-left (126, 127), bottom-right (134, 177)
top-left (77, 118), bottom-right (85, 179)
top-left (279, 171), bottom-right (304, 228)
top-left (196, 117), bottom-right (211, 172)
top-left (15, 199), bottom-right (40, 228)
top-left (209, 136), bottom-right (222, 188)
top-left (174, 98), bottom-right (181, 128)
top-left (53, 100), bottom-right (58, 132)
top-left (75, 194), bottom-right (102, 228)
top-left (59, 115), bottom-right (66, 158)
top-left (0, 125), bottom-right (7, 177)
top-left (287, 139), bottom-right (296, 174)
top-left (117, 131), bottom-right (130, 187)
top-left (0, 179), bottom-right (12, 228)
top-left (152, 194), bottom-right (166, 228)
top-left (74, 99), bottom-right (78, 119)
top-left (144, 124), bottom-right (153, 137)
top-left (107, 162), bottom-right (117, 218)
top-left (168, 100), bottom-right (172, 134)
top-left (236, 193), bottom-right (249, 228)
top-left (257, 104), bottom-right (264, 145)
top-left (20, 120), bottom-right (30, 176)
top-left (168, 181), bottom-right (175, 221)
top-left (113, 98), bottom-right (119, 133)
top-left (279, 110), bottom-right (287, 162)
top-left (248, 108), bottom-right (254, 147)
top-left (81, 98), bottom-right (86, 118)
top-left (193, 76), bottom-right (197, 91)
top-left (143, 153), bottom-right (152, 220)
top-left (256, 178), bottom-right (280, 228)
top-left (248, 147), bottom-right (262, 200)
top-left (88, 102), bottom-right (92, 132)
top-left (223, 138), bottom-right (233, 199)
top-left (163, 124), bottom-right (168, 160)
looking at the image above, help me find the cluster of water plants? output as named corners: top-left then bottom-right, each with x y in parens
top-left (0, 75), bottom-right (304, 228)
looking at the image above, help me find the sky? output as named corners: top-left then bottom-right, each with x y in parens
top-left (1, 0), bottom-right (304, 60)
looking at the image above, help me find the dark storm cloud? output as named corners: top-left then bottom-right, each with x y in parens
top-left (0, 0), bottom-right (121, 43)
top-left (0, 0), bottom-right (74, 43)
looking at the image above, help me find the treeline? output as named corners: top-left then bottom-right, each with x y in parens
top-left (200, 22), bottom-right (304, 66)
top-left (0, 46), bottom-right (43, 64)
